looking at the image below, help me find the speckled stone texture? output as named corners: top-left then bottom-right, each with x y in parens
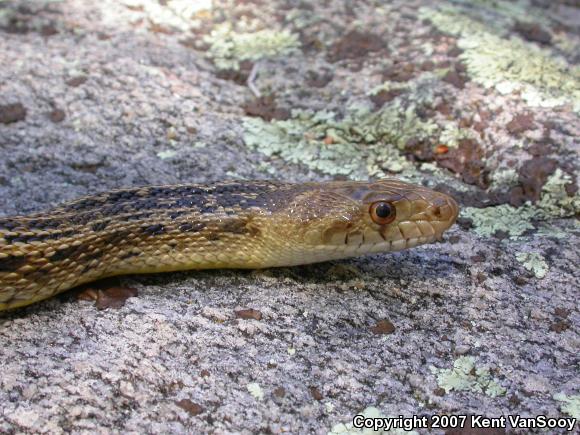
top-left (0, 0), bottom-right (578, 433)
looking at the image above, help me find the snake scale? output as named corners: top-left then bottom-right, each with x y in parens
top-left (0, 179), bottom-right (458, 311)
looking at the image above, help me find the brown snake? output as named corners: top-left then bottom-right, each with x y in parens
top-left (0, 179), bottom-right (458, 311)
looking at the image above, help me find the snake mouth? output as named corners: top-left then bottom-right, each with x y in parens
top-left (371, 234), bottom-right (438, 252)
top-left (323, 221), bottom-right (450, 252)
top-left (320, 195), bottom-right (458, 253)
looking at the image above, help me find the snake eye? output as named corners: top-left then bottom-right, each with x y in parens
top-left (369, 201), bottom-right (396, 225)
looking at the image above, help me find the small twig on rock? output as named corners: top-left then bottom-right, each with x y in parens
top-left (247, 62), bottom-right (261, 98)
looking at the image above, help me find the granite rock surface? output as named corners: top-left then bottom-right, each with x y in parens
top-left (0, 0), bottom-right (578, 433)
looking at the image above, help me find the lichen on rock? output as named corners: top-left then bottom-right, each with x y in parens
top-left (462, 204), bottom-right (538, 238)
top-left (420, 6), bottom-right (580, 111)
top-left (553, 393), bottom-right (580, 419)
top-left (515, 252), bottom-right (548, 279)
top-left (204, 25), bottom-right (300, 70)
top-left (463, 169), bottom-right (579, 238)
top-left (535, 169), bottom-right (580, 219)
top-left (430, 356), bottom-right (506, 398)
top-left (243, 101), bottom-right (439, 179)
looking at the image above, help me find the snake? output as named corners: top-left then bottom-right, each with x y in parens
top-left (0, 179), bottom-right (459, 311)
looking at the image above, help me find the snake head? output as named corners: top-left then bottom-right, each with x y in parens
top-left (275, 179), bottom-right (459, 261)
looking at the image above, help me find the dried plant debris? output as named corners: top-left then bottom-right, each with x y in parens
top-left (370, 319), bottom-right (396, 335)
top-left (243, 95), bottom-right (290, 121)
top-left (513, 21), bottom-right (552, 46)
top-left (0, 103), bottom-right (26, 124)
top-left (235, 308), bottom-right (263, 320)
top-left (436, 139), bottom-right (489, 188)
top-left (95, 287), bottom-right (139, 310)
top-left (430, 356), bottom-right (506, 398)
top-left (510, 157), bottom-right (558, 206)
top-left (327, 30), bottom-right (385, 63)
top-left (175, 399), bottom-right (204, 416)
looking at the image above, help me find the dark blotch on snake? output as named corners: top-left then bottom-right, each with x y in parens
top-left (220, 219), bottom-right (251, 235)
top-left (179, 222), bottom-right (206, 233)
top-left (142, 224), bottom-right (165, 235)
top-left (50, 245), bottom-right (84, 262)
top-left (0, 254), bottom-right (28, 271)
top-left (91, 221), bottom-right (108, 232)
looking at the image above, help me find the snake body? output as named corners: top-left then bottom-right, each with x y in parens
top-left (0, 180), bottom-right (458, 311)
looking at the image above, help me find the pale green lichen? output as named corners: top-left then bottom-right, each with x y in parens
top-left (490, 168), bottom-right (519, 189)
top-left (430, 356), bottom-right (506, 398)
top-left (243, 116), bottom-right (366, 177)
top-left (246, 382), bottom-right (264, 401)
top-left (462, 204), bottom-right (537, 238)
top-left (243, 101), bottom-right (438, 179)
top-left (419, 7), bottom-right (580, 111)
top-left (536, 169), bottom-right (580, 219)
top-left (119, 0), bottom-right (212, 32)
top-left (438, 124), bottom-right (479, 148)
top-left (156, 150), bottom-right (178, 160)
top-left (419, 7), bottom-right (491, 37)
top-left (329, 406), bottom-right (419, 435)
top-left (552, 32), bottom-right (579, 57)
top-left (459, 33), bottom-right (580, 110)
top-left (515, 252), bottom-right (548, 279)
top-left (463, 169), bottom-right (579, 238)
top-left (553, 393), bottom-right (580, 419)
top-left (204, 24), bottom-right (300, 70)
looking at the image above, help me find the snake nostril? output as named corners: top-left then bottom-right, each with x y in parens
top-left (429, 203), bottom-right (454, 221)
top-left (432, 206), bottom-right (443, 219)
